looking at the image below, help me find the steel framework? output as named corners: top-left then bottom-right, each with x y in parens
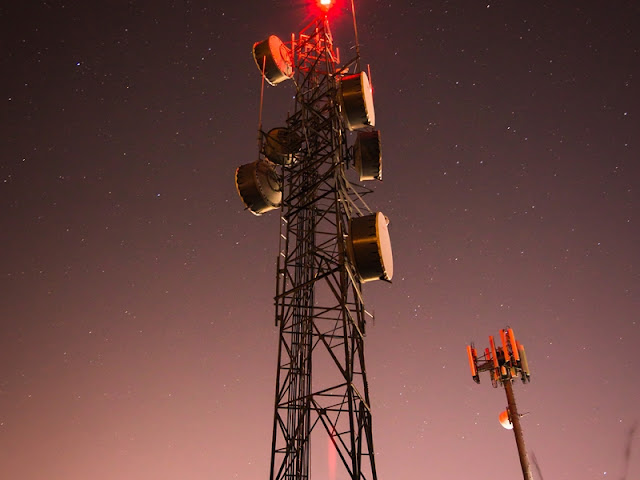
top-left (268, 16), bottom-right (379, 480)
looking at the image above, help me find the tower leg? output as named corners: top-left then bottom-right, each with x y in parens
top-left (504, 380), bottom-right (534, 480)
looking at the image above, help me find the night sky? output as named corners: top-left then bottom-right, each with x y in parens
top-left (1, 1), bottom-right (638, 479)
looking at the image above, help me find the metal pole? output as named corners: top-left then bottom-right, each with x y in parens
top-left (350, 0), bottom-right (361, 71)
top-left (504, 379), bottom-right (534, 480)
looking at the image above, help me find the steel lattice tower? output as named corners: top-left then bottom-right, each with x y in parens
top-left (235, 4), bottom-right (392, 480)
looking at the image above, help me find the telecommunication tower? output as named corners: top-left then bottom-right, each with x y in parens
top-left (466, 328), bottom-right (533, 480)
top-left (234, 2), bottom-right (393, 480)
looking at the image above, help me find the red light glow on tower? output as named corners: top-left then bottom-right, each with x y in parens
top-left (314, 0), bottom-right (336, 16)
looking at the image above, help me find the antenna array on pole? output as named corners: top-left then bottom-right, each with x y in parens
top-left (466, 328), bottom-right (534, 480)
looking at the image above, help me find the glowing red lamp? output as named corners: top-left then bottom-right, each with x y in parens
top-left (319, 0), bottom-right (333, 9)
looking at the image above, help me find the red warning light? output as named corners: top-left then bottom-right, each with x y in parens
top-left (311, 0), bottom-right (339, 18)
top-left (317, 0), bottom-right (334, 12)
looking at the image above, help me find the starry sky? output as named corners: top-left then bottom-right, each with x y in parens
top-left (1, 1), bottom-right (638, 479)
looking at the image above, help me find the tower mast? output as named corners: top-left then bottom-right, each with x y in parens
top-left (466, 328), bottom-right (534, 480)
top-left (235, 3), bottom-right (392, 480)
